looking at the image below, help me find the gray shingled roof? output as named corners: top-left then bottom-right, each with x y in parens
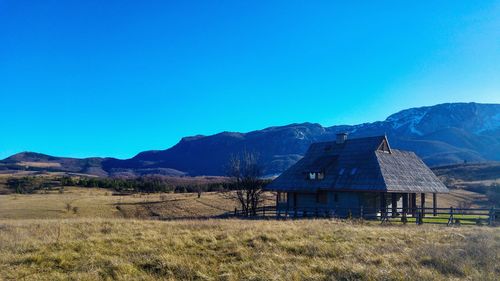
top-left (265, 135), bottom-right (448, 193)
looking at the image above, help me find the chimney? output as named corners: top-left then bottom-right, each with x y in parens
top-left (336, 132), bottom-right (348, 144)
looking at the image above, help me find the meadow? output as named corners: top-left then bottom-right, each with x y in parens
top-left (0, 185), bottom-right (488, 220)
top-left (0, 219), bottom-right (498, 280)
top-left (0, 186), bottom-right (498, 280)
top-left (0, 187), bottom-right (281, 220)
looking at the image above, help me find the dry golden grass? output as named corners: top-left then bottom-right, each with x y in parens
top-left (0, 188), bottom-right (498, 280)
top-left (0, 186), bottom-right (485, 221)
top-left (0, 187), bottom-right (275, 220)
top-left (0, 219), bottom-right (498, 281)
top-left (0, 187), bottom-right (123, 219)
top-left (16, 161), bottom-right (62, 168)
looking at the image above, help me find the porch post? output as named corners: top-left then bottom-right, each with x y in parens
top-left (410, 193), bottom-right (417, 217)
top-left (421, 193), bottom-right (426, 218)
top-left (391, 193), bottom-right (398, 218)
top-left (380, 192), bottom-right (387, 216)
top-left (433, 193), bottom-right (437, 216)
top-left (402, 193), bottom-right (409, 223)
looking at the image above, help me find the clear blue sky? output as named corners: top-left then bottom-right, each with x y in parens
top-left (1, 1), bottom-right (499, 159)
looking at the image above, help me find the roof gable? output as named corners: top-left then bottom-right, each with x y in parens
top-left (377, 138), bottom-right (391, 153)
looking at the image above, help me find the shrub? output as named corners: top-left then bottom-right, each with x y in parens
top-left (7, 177), bottom-right (38, 194)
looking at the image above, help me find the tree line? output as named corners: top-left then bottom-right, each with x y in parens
top-left (6, 152), bottom-right (271, 216)
top-left (6, 175), bottom-right (269, 195)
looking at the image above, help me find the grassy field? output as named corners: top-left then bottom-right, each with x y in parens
top-left (0, 219), bottom-right (498, 280)
top-left (0, 186), bottom-right (498, 280)
top-left (0, 188), bottom-right (232, 220)
top-left (0, 187), bottom-right (277, 220)
top-left (0, 186), bottom-right (489, 220)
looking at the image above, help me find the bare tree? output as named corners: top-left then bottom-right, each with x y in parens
top-left (226, 151), bottom-right (264, 216)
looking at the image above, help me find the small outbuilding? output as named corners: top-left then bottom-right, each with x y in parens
top-left (264, 134), bottom-right (449, 218)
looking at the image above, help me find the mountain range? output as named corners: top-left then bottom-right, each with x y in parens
top-left (1, 102), bottom-right (499, 177)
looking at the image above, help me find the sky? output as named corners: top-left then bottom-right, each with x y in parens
top-left (1, 1), bottom-right (499, 159)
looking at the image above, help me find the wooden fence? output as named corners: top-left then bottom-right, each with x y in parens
top-left (233, 206), bottom-right (497, 226)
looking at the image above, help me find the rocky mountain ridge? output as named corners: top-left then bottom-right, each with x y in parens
top-left (2, 102), bottom-right (499, 177)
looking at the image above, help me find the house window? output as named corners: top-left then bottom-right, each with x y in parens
top-left (317, 191), bottom-right (328, 204)
top-left (278, 192), bottom-right (287, 203)
top-left (308, 172), bottom-right (325, 180)
top-left (350, 168), bottom-right (357, 175)
top-left (339, 168), bottom-right (345, 175)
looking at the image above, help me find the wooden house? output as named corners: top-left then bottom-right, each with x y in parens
top-left (264, 134), bottom-right (449, 218)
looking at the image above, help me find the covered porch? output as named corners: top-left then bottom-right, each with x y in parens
top-left (275, 191), bottom-right (441, 221)
top-left (378, 192), bottom-right (440, 223)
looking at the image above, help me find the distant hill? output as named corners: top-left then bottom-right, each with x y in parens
top-left (432, 162), bottom-right (500, 183)
top-left (0, 152), bottom-right (108, 177)
top-left (2, 102), bottom-right (500, 176)
top-left (0, 152), bottom-right (185, 178)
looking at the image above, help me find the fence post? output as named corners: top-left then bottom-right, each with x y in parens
top-left (433, 193), bottom-right (437, 216)
top-left (489, 207), bottom-right (495, 226)
top-left (447, 207), bottom-right (454, 226)
top-left (416, 209), bottom-right (423, 225)
top-left (360, 206), bottom-right (364, 220)
top-left (234, 208), bottom-right (237, 216)
top-left (381, 210), bottom-right (389, 224)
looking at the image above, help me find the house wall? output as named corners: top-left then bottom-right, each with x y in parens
top-left (331, 192), bottom-right (359, 209)
top-left (277, 191), bottom-right (415, 218)
top-left (282, 191), bottom-right (370, 216)
top-left (359, 192), bottom-right (379, 211)
top-left (296, 193), bottom-right (317, 207)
